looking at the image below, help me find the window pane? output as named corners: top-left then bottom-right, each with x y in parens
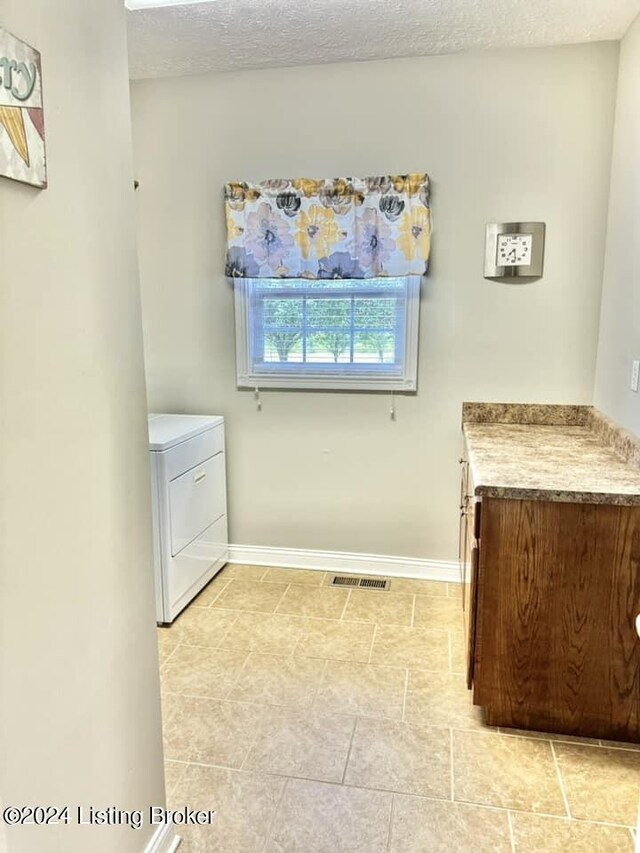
top-left (262, 296), bottom-right (303, 362)
top-left (353, 332), bottom-right (396, 364)
top-left (263, 296), bottom-right (303, 327)
top-left (263, 335), bottom-right (303, 362)
top-left (306, 332), bottom-right (352, 363)
top-left (307, 298), bottom-right (351, 329)
top-left (354, 297), bottom-right (396, 329)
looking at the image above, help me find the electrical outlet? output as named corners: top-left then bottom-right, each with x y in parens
top-left (631, 360), bottom-right (640, 393)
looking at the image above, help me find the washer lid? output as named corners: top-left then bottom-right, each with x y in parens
top-left (148, 413), bottom-right (224, 451)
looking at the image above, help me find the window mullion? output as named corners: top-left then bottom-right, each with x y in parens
top-left (394, 294), bottom-right (404, 366)
top-left (255, 290), bottom-right (265, 364)
top-left (302, 294), bottom-right (308, 363)
top-left (350, 294), bottom-right (355, 364)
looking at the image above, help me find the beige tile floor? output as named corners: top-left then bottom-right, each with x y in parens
top-left (158, 565), bottom-right (640, 852)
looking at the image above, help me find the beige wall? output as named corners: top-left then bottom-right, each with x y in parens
top-left (131, 42), bottom-right (618, 562)
top-left (0, 2), bottom-right (165, 851)
top-left (594, 15), bottom-right (640, 435)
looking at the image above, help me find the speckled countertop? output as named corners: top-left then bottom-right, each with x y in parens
top-left (463, 405), bottom-right (640, 506)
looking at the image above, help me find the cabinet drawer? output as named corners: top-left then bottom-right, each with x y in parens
top-left (169, 453), bottom-right (226, 556)
top-left (161, 425), bottom-right (225, 482)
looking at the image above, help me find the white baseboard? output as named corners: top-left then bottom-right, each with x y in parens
top-left (228, 544), bottom-right (459, 583)
top-left (143, 824), bottom-right (181, 853)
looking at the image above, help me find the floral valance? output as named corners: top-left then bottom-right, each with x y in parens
top-left (224, 173), bottom-right (431, 280)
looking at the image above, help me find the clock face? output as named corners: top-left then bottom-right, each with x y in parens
top-left (496, 233), bottom-right (533, 267)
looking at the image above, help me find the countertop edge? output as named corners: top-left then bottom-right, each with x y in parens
top-left (473, 484), bottom-right (640, 507)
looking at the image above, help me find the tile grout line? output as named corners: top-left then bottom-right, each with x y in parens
top-left (162, 690), bottom-right (430, 725)
top-left (272, 583), bottom-right (292, 615)
top-left (410, 594), bottom-right (416, 628)
top-left (447, 631), bottom-right (453, 674)
top-left (339, 589), bottom-right (352, 621)
top-left (385, 794), bottom-right (395, 853)
top-left (341, 717), bottom-right (359, 784)
top-left (549, 741), bottom-right (572, 819)
top-left (210, 604), bottom-right (371, 622)
top-left (310, 659), bottom-right (330, 710)
top-left (164, 760), bottom-right (188, 802)
top-left (159, 643), bottom-right (180, 667)
top-left (289, 634), bottom-right (303, 660)
top-left (261, 776), bottom-right (290, 853)
top-left (167, 614), bottom-right (241, 650)
top-left (497, 729), bottom-right (603, 748)
top-left (507, 810), bottom-right (516, 853)
top-left (597, 742), bottom-right (640, 753)
top-left (449, 728), bottom-right (455, 802)
top-left (367, 623), bottom-right (379, 665)
top-left (437, 792), bottom-right (630, 824)
top-left (401, 668), bottom-right (409, 723)
top-left (204, 578), bottom-right (231, 608)
top-left (227, 646), bottom-right (255, 705)
top-left (235, 652), bottom-right (274, 770)
top-left (216, 611), bottom-right (241, 648)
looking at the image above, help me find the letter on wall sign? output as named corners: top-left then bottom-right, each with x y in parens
top-left (0, 27), bottom-right (46, 189)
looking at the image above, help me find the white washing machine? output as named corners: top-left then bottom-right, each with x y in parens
top-left (148, 414), bottom-right (229, 624)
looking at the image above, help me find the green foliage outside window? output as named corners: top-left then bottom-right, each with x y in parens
top-left (262, 295), bottom-right (397, 364)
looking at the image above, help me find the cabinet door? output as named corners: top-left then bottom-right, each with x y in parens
top-left (474, 498), bottom-right (640, 739)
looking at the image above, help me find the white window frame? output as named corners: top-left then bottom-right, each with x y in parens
top-left (234, 277), bottom-right (420, 392)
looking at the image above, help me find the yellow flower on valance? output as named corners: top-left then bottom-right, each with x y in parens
top-left (295, 206), bottom-right (341, 259)
top-left (292, 178), bottom-right (321, 198)
top-left (398, 207), bottom-right (432, 262)
top-left (224, 173), bottom-right (431, 279)
top-left (225, 206), bottom-right (242, 241)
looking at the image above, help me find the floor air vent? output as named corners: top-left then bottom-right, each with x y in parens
top-left (331, 575), bottom-right (390, 591)
top-left (359, 577), bottom-right (390, 590)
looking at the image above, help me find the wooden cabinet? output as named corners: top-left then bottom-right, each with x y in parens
top-left (461, 468), bottom-right (640, 742)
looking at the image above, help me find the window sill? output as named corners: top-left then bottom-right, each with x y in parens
top-left (238, 373), bottom-right (417, 392)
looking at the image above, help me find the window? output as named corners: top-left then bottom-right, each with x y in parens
top-left (234, 277), bottom-right (420, 391)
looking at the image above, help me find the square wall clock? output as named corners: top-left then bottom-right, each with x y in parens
top-left (0, 27), bottom-right (47, 189)
top-left (484, 222), bottom-right (545, 279)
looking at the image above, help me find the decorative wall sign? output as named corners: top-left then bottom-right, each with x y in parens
top-left (0, 27), bottom-right (46, 189)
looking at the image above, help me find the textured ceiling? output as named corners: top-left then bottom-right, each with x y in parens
top-left (127, 0), bottom-right (640, 79)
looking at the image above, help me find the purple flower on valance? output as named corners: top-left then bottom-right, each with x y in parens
top-left (356, 209), bottom-right (394, 274)
top-left (224, 173), bottom-right (431, 279)
top-left (245, 202), bottom-right (294, 271)
top-left (318, 252), bottom-right (365, 280)
top-left (225, 247), bottom-right (260, 278)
